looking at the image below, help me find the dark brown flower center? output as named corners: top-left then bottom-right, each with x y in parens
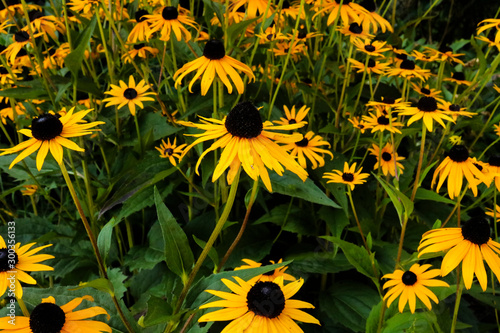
top-left (297, 29), bottom-right (307, 39)
top-left (288, 119), bottom-right (297, 124)
top-left (349, 23), bottom-right (363, 34)
top-left (162, 6), bottom-right (178, 20)
top-left (0, 67), bottom-right (8, 75)
top-left (400, 59), bottom-right (415, 70)
top-left (342, 172), bottom-right (354, 182)
top-left (421, 87), bottom-right (431, 95)
top-left (0, 248), bottom-right (17, 272)
top-left (381, 97), bottom-right (395, 104)
top-left (135, 9), bottom-right (149, 22)
top-left (295, 137), bottom-right (309, 147)
top-left (365, 44), bottom-right (376, 52)
top-left (123, 88), bottom-right (138, 100)
top-left (28, 9), bottom-right (44, 21)
top-left (377, 116), bottom-right (389, 125)
top-left (225, 101), bottom-right (263, 138)
top-left (396, 53), bottom-right (408, 61)
top-left (247, 281), bottom-right (285, 318)
top-left (164, 148), bottom-right (174, 156)
top-left (402, 271), bottom-right (417, 286)
top-left (29, 302), bottom-right (66, 333)
top-left (360, 0), bottom-right (376, 12)
top-left (367, 59), bottom-right (375, 68)
top-left (489, 155), bottom-right (500, 167)
top-left (14, 31), bottom-right (30, 43)
top-left (449, 104), bottom-right (461, 112)
top-left (452, 72), bottom-right (465, 81)
top-left (382, 152), bottom-right (392, 161)
top-left (31, 114), bottom-right (63, 141)
top-left (133, 43), bottom-right (145, 50)
top-left (448, 145), bottom-right (469, 162)
top-left (417, 96), bottom-right (438, 112)
top-left (203, 40), bottom-right (225, 60)
top-left (461, 217), bottom-right (490, 245)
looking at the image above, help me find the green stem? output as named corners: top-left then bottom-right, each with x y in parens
top-left (451, 276), bottom-right (464, 333)
top-left (410, 123), bottom-right (427, 202)
top-left (16, 297), bottom-right (29, 317)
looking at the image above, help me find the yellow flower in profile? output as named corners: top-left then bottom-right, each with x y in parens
top-left (174, 40), bottom-right (255, 95)
top-left (102, 75), bottom-right (155, 116)
top-left (323, 162), bottom-right (369, 190)
top-left (431, 145), bottom-right (486, 199)
top-left (1, 30), bottom-right (40, 65)
top-left (145, 6), bottom-right (198, 42)
top-left (274, 105), bottom-right (309, 126)
top-left (387, 59), bottom-right (431, 81)
top-left (443, 71), bottom-right (472, 86)
top-left (485, 155), bottom-right (500, 191)
top-left (122, 43), bottom-right (159, 63)
top-left (368, 143), bottom-right (405, 177)
top-left (437, 100), bottom-right (476, 122)
top-left (155, 138), bottom-right (186, 166)
top-left (352, 39), bottom-right (391, 57)
top-left (0, 235), bottom-right (53, 299)
top-left (410, 82), bottom-right (441, 98)
top-left (178, 101), bottom-right (308, 192)
top-left (314, 0), bottom-right (368, 26)
top-left (486, 204), bottom-right (500, 222)
top-left (382, 264), bottom-right (449, 313)
top-left (348, 117), bottom-right (372, 133)
top-left (21, 184), bottom-right (38, 196)
top-left (357, 1), bottom-right (393, 33)
top-left (0, 295), bottom-right (111, 332)
top-left (198, 276), bottom-right (320, 332)
top-left (398, 96), bottom-right (453, 132)
top-left (234, 258), bottom-right (296, 284)
top-left (127, 9), bottom-right (152, 43)
top-left (272, 40), bottom-right (307, 62)
top-left (230, 0), bottom-right (274, 19)
top-left (0, 108), bottom-right (104, 171)
top-left (494, 123), bottom-right (500, 137)
top-left (280, 131), bottom-right (333, 169)
top-left (349, 58), bottom-right (389, 75)
top-left (477, 18), bottom-right (500, 43)
top-left (419, 217), bottom-right (500, 291)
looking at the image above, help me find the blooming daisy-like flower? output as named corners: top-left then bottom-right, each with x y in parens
top-left (477, 19), bottom-right (500, 43)
top-left (475, 34), bottom-right (500, 51)
top-left (21, 184), bottom-right (38, 196)
top-left (485, 155), bottom-right (500, 191)
top-left (431, 145), bottom-right (486, 199)
top-left (323, 162), bottom-right (369, 190)
top-left (338, 23), bottom-right (374, 42)
top-left (449, 135), bottom-right (463, 146)
top-left (398, 96), bottom-right (453, 132)
top-left (272, 40), bottom-right (307, 62)
top-left (314, 0), bottom-right (368, 26)
top-left (174, 39), bottom-right (255, 95)
top-left (127, 9), bottom-right (151, 43)
top-left (146, 6), bottom-right (198, 42)
top-left (494, 123), bottom-right (500, 137)
top-left (155, 137), bottom-right (186, 166)
top-left (0, 235), bottom-right (53, 298)
top-left (0, 295), bottom-right (112, 332)
top-left (382, 264), bottom-right (449, 313)
top-left (67, 0), bottom-right (100, 15)
top-left (368, 142), bottom-right (405, 177)
top-left (0, 66), bottom-right (20, 85)
top-left (352, 39), bottom-right (390, 57)
top-left (443, 71), bottom-right (471, 86)
top-left (412, 49), bottom-right (440, 62)
top-left (357, 0), bottom-right (393, 33)
top-left (274, 105), bottom-right (309, 126)
top-left (0, 107), bottom-right (104, 171)
top-left (410, 82), bottom-right (441, 98)
top-left (348, 116), bottom-right (372, 133)
top-left (387, 59), bottom-right (431, 81)
top-left (26, 10), bottom-right (66, 43)
top-left (178, 101), bottom-right (308, 192)
top-left (0, 102), bottom-right (26, 125)
top-left (1, 30), bottom-right (39, 65)
top-left (198, 276), bottom-right (320, 332)
top-left (437, 100), bottom-right (476, 122)
top-left (122, 43), bottom-right (159, 63)
top-left (349, 58), bottom-right (388, 74)
top-left (362, 109), bottom-right (403, 134)
top-left (280, 131), bottom-right (333, 169)
top-left (230, 0), bottom-right (274, 19)
top-left (425, 46), bottom-right (465, 65)
top-left (234, 258), bottom-right (296, 284)
top-left (102, 75), bottom-right (155, 116)
top-left (366, 96), bottom-right (409, 110)
top-left (418, 217), bottom-right (500, 291)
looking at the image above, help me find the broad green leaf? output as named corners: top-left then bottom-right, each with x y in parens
top-left (154, 187), bottom-right (194, 280)
top-left (415, 188), bottom-right (456, 205)
top-left (269, 172), bottom-right (340, 208)
top-left (383, 311), bottom-right (443, 333)
top-left (0, 87), bottom-right (47, 99)
top-left (142, 295), bottom-right (174, 327)
top-left (71, 278), bottom-right (115, 296)
top-left (373, 173), bottom-right (413, 223)
top-left (65, 16), bottom-right (97, 76)
top-left (97, 217), bottom-right (120, 262)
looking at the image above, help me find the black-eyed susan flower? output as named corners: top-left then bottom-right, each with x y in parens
top-left (348, 116), bottom-right (372, 133)
top-left (410, 82), bottom-right (441, 98)
top-left (280, 131), bottom-right (333, 169)
top-left (102, 75), bottom-right (155, 116)
top-left (0, 66), bottom-right (20, 85)
top-left (366, 96), bottom-right (409, 110)
top-left (0, 102), bottom-right (26, 125)
top-left (412, 49), bottom-right (440, 62)
top-left (352, 38), bottom-right (390, 57)
top-left (174, 39), bottom-right (255, 95)
top-left (357, 0), bottom-right (393, 33)
top-left (387, 59), bottom-right (431, 81)
top-left (155, 138), bottom-right (186, 166)
top-left (0, 295), bottom-right (111, 332)
top-left (349, 58), bottom-right (389, 74)
top-left (20, 184), bottom-right (38, 196)
top-left (230, 0), bottom-right (274, 19)
top-left (425, 46), bottom-right (464, 65)
top-left (67, 0), bottom-right (99, 16)
top-left (368, 142), bottom-right (405, 177)
top-left (398, 96), bottom-right (453, 132)
top-left (1, 31), bottom-right (39, 65)
top-left (475, 34), bottom-right (500, 51)
top-left (362, 108), bottom-right (403, 134)
top-left (314, 0), bottom-right (368, 26)
top-left (178, 101), bottom-right (308, 192)
top-left (477, 18), bottom-right (500, 43)
top-left (198, 276), bottom-right (320, 332)
top-left (486, 205), bottom-right (500, 222)
top-left (323, 162), bottom-right (369, 190)
top-left (443, 71), bottom-right (472, 86)
top-left (145, 6), bottom-right (198, 42)
top-left (485, 155), bottom-right (500, 191)
top-left (382, 264), bottom-right (449, 313)
top-left (234, 258), bottom-right (296, 284)
top-left (127, 9), bottom-right (151, 43)
top-left (0, 107), bottom-right (104, 171)
top-left (338, 23), bottom-right (374, 42)
top-left (418, 217), bottom-right (500, 291)
top-left (437, 100), bottom-right (476, 122)
top-left (431, 145), bottom-right (486, 199)
top-left (26, 10), bottom-right (65, 43)
top-left (0, 235), bottom-right (53, 298)
top-left (122, 43), bottom-right (159, 63)
top-left (494, 123), bottom-right (500, 137)
top-left (272, 40), bottom-right (307, 62)
top-left (274, 105), bottom-right (309, 126)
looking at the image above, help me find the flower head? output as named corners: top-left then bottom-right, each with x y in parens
top-left (145, 6), bottom-right (198, 42)
top-left (323, 162), bottom-right (369, 191)
top-left (362, 108), bottom-right (403, 134)
top-left (398, 96), bottom-right (453, 132)
top-left (418, 217), bottom-right (500, 291)
top-left (274, 105), bottom-right (309, 126)
top-left (382, 264), bottom-right (449, 313)
top-left (0, 295), bottom-right (111, 332)
top-left (234, 258), bottom-right (296, 284)
top-left (174, 40), bottom-right (255, 95)
top-left (0, 108), bottom-right (104, 170)
top-left (368, 143), bottom-right (405, 177)
top-left (21, 184), bottom-right (38, 196)
top-left (155, 138), bottom-right (186, 166)
top-left (102, 75), bottom-right (155, 116)
top-left (280, 131), bottom-right (333, 169)
top-left (348, 116), bottom-right (372, 133)
top-left (387, 59), bottom-right (431, 81)
top-left (198, 276), bottom-right (320, 332)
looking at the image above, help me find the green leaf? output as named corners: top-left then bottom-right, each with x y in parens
top-left (97, 217), bottom-right (120, 262)
top-left (372, 173), bottom-right (413, 223)
top-left (322, 236), bottom-right (379, 288)
top-left (71, 278), bottom-right (115, 296)
top-left (154, 187), bottom-right (194, 280)
top-left (227, 17), bottom-right (259, 44)
top-left (269, 172), bottom-right (340, 208)
top-left (0, 87), bottom-right (47, 99)
top-left (142, 295), bottom-right (174, 326)
top-left (108, 268), bottom-right (128, 300)
top-left (383, 311), bottom-right (443, 333)
top-left (193, 235), bottom-right (218, 267)
top-left (415, 188), bottom-right (456, 205)
top-left (65, 16), bottom-right (97, 76)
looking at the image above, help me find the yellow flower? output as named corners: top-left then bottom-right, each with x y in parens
top-left (323, 162), bottom-right (369, 190)
top-left (155, 138), bottom-right (186, 166)
top-left (382, 264), bottom-right (449, 313)
top-left (0, 108), bottom-right (104, 171)
top-left (368, 142), bottom-right (405, 177)
top-left (102, 75), bottom-right (155, 116)
top-left (387, 59), bottom-right (431, 81)
top-left (174, 40), bottom-right (255, 95)
top-left (398, 96), bottom-right (453, 132)
top-left (362, 108), bottom-right (403, 134)
top-left (486, 204), bottom-right (500, 222)
top-left (234, 258), bottom-right (296, 284)
top-left (279, 131), bottom-right (333, 169)
top-left (145, 6), bottom-right (198, 42)
top-left (20, 184), bottom-right (38, 196)
top-left (348, 116), bottom-right (372, 133)
top-left (274, 105), bottom-right (309, 126)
